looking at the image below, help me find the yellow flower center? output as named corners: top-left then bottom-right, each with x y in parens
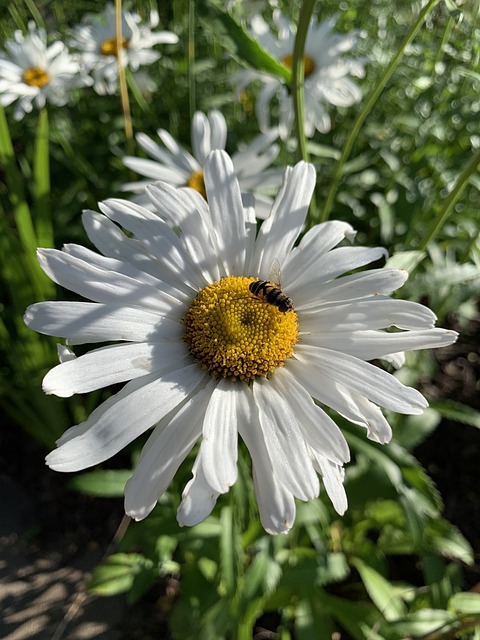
top-left (22, 67), bottom-right (49, 88)
top-left (183, 276), bottom-right (298, 381)
top-left (186, 170), bottom-right (207, 200)
top-left (282, 53), bottom-right (316, 78)
top-left (100, 37), bottom-right (129, 56)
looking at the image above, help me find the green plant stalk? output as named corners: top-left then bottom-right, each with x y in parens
top-left (188, 0), bottom-right (196, 122)
top-left (0, 107), bottom-right (52, 300)
top-left (291, 0), bottom-right (316, 164)
top-left (417, 147), bottom-right (480, 252)
top-left (321, 0), bottom-right (441, 222)
top-left (33, 108), bottom-right (54, 249)
top-left (291, 0), bottom-right (318, 224)
top-left (115, 0), bottom-right (134, 155)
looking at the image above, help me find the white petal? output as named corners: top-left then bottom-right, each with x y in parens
top-left (191, 111), bottom-right (212, 164)
top-left (46, 361), bottom-right (205, 471)
top-left (125, 379), bottom-right (216, 520)
top-left (42, 340), bottom-right (187, 397)
top-left (253, 377), bottom-right (320, 500)
top-left (310, 451), bottom-right (348, 515)
top-left (24, 301), bottom-right (180, 345)
top-left (177, 450), bottom-right (221, 527)
top-left (290, 247), bottom-right (389, 308)
top-left (203, 150), bottom-right (247, 276)
top-left (37, 249), bottom-right (184, 316)
top-left (272, 367), bottom-right (350, 463)
top-left (284, 220), bottom-right (355, 288)
top-left (123, 156), bottom-right (186, 182)
top-left (236, 386), bottom-right (296, 534)
top-left (294, 344), bottom-right (428, 414)
top-left (207, 110), bottom-right (228, 152)
top-left (287, 356), bottom-right (392, 442)
top-left (298, 269), bottom-right (408, 309)
top-left (302, 328), bottom-right (458, 362)
top-left (144, 182), bottom-right (222, 285)
top-left (157, 129), bottom-right (198, 173)
top-left (299, 298), bottom-right (439, 332)
top-left (251, 162), bottom-right (316, 277)
top-left (82, 210), bottom-right (195, 297)
top-left (99, 199), bottom-right (203, 291)
top-left (63, 241), bottom-right (190, 303)
top-left (201, 378), bottom-right (239, 493)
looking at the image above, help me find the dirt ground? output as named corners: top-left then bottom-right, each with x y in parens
top-left (1, 317), bottom-right (479, 639)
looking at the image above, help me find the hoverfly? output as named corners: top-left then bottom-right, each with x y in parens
top-left (249, 259), bottom-right (293, 313)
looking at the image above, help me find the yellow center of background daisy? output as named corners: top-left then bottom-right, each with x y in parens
top-left (183, 276), bottom-right (298, 381)
top-left (22, 67), bottom-right (49, 87)
top-left (282, 53), bottom-right (316, 77)
top-left (100, 37), bottom-right (129, 56)
top-left (186, 170), bottom-right (207, 200)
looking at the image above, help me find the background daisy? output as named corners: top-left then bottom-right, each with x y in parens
top-left (69, 3), bottom-right (178, 95)
top-left (0, 22), bottom-right (91, 120)
top-left (123, 109), bottom-right (285, 218)
top-left (233, 12), bottom-right (367, 137)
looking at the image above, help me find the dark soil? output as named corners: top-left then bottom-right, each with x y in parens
top-left (1, 317), bottom-right (479, 639)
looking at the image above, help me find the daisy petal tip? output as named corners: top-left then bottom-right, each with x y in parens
top-left (45, 450), bottom-right (66, 472)
top-left (445, 329), bottom-right (458, 344)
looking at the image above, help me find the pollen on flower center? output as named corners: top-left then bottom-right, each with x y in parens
top-left (22, 67), bottom-right (49, 87)
top-left (100, 36), bottom-right (129, 56)
top-left (186, 170), bottom-right (207, 200)
top-left (183, 276), bottom-right (298, 381)
top-left (282, 53), bottom-right (316, 77)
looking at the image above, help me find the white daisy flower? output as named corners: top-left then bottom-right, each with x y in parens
top-left (24, 151), bottom-right (456, 534)
top-left (0, 22), bottom-right (92, 120)
top-left (123, 109), bottom-right (284, 219)
top-left (233, 12), bottom-right (367, 138)
top-left (69, 3), bottom-right (178, 95)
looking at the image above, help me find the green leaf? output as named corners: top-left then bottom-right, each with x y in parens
top-left (390, 608), bottom-right (457, 637)
top-left (323, 593), bottom-right (387, 640)
top-left (67, 469), bottom-right (132, 497)
top-left (385, 250), bottom-right (426, 273)
top-left (394, 409), bottom-right (441, 451)
top-left (200, 2), bottom-right (291, 82)
top-left (295, 597), bottom-right (332, 640)
top-left (429, 399), bottom-right (480, 429)
top-left (427, 519), bottom-right (474, 565)
top-left (450, 592), bottom-right (480, 615)
top-left (89, 553), bottom-right (155, 597)
top-left (352, 558), bottom-right (407, 621)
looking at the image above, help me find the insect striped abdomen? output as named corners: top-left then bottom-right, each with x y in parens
top-left (248, 280), bottom-right (293, 313)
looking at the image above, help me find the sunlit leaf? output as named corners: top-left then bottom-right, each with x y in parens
top-left (68, 469), bottom-right (132, 497)
top-left (352, 558), bottom-right (407, 621)
top-left (199, 1), bottom-right (291, 82)
top-left (429, 399), bottom-right (480, 429)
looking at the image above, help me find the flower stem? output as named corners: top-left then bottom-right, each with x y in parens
top-left (320, 0), bottom-right (441, 222)
top-left (115, 0), bottom-right (134, 155)
top-left (291, 0), bottom-right (316, 164)
top-left (417, 147), bottom-right (480, 252)
top-left (188, 0), bottom-right (196, 122)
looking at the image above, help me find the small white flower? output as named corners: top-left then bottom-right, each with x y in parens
top-left (233, 12), bottom-right (367, 138)
top-left (25, 151), bottom-right (456, 534)
top-left (69, 3), bottom-right (178, 95)
top-left (0, 22), bottom-right (91, 120)
top-left (123, 109), bottom-right (284, 219)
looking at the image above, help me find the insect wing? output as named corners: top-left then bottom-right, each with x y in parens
top-left (268, 259), bottom-right (282, 287)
